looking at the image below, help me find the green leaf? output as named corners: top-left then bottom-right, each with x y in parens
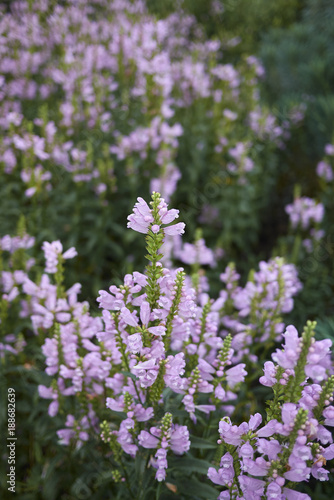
top-left (121, 370), bottom-right (137, 381)
top-left (176, 478), bottom-right (219, 499)
top-left (169, 456), bottom-right (213, 475)
top-left (190, 436), bottom-right (217, 450)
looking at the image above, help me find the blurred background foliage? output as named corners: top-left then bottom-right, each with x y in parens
top-left (1, 0), bottom-right (334, 325)
top-left (147, 0), bottom-right (305, 52)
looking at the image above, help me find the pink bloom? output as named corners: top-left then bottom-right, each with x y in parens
top-left (138, 430), bottom-right (159, 448)
top-left (127, 197), bottom-right (154, 234)
top-left (164, 222), bottom-right (185, 235)
top-left (259, 361), bottom-right (277, 387)
top-left (170, 425), bottom-right (190, 454)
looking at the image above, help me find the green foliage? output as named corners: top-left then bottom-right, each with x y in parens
top-left (260, 0), bottom-right (334, 159)
top-left (146, 0), bottom-right (304, 53)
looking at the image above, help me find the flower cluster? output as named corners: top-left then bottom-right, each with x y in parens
top-left (127, 195), bottom-right (185, 236)
top-left (209, 321), bottom-right (334, 499)
top-left (42, 241), bottom-right (77, 274)
top-left (172, 234), bottom-right (219, 268)
top-left (0, 0), bottom-right (294, 215)
top-left (316, 144), bottom-right (334, 182)
top-left (216, 258), bottom-right (302, 364)
top-left (1, 194), bottom-right (332, 499)
top-left (285, 196), bottom-right (325, 253)
top-left (285, 197), bottom-right (324, 231)
top-left (138, 412), bottom-right (190, 480)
